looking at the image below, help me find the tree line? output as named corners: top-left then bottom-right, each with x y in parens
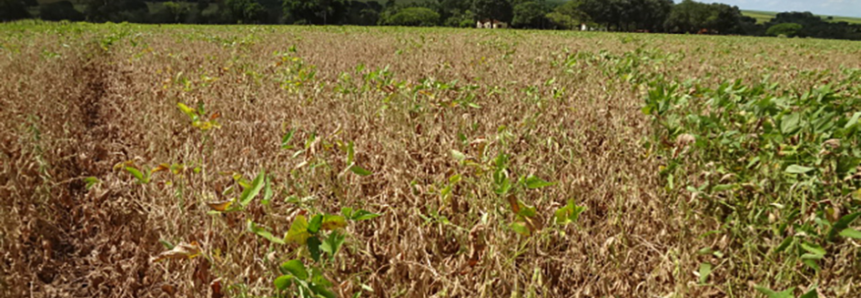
top-left (2, 0), bottom-right (860, 40)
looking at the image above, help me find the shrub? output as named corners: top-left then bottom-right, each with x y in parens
top-left (383, 7), bottom-right (439, 26)
top-left (767, 22), bottom-right (802, 37)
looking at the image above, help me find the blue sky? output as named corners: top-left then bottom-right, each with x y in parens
top-left (713, 0), bottom-right (861, 18)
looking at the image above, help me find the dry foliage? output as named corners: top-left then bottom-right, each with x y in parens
top-left (2, 23), bottom-right (861, 298)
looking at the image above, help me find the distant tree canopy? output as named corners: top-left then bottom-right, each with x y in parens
top-left (382, 7), bottom-right (439, 26)
top-left (40, 1), bottom-right (86, 21)
top-left (1, 0), bottom-right (32, 21)
top-left (4, 0), bottom-right (860, 41)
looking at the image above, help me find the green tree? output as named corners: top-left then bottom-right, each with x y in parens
top-left (382, 7), bottom-right (439, 26)
top-left (1, 0), bottom-right (31, 21)
top-left (225, 0), bottom-right (266, 23)
top-left (283, 0), bottom-right (347, 25)
top-left (84, 0), bottom-right (149, 22)
top-left (40, 1), bottom-right (86, 21)
top-left (545, 0), bottom-right (589, 29)
top-left (511, 1), bottom-right (547, 28)
top-left (162, 1), bottom-right (193, 23)
top-left (766, 22), bottom-right (802, 37)
top-left (472, 0), bottom-right (512, 22)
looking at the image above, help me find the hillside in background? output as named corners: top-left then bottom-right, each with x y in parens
top-left (743, 10), bottom-right (861, 25)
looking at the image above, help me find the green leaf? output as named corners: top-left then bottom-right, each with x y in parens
top-left (555, 200), bottom-right (587, 225)
top-left (698, 263), bottom-right (712, 284)
top-left (800, 285), bottom-right (818, 298)
top-left (159, 239), bottom-right (175, 250)
top-left (525, 175), bottom-right (556, 189)
top-left (774, 235), bottom-right (794, 253)
top-left (781, 112), bottom-right (801, 135)
top-left (510, 221), bottom-right (531, 236)
top-left (839, 228), bottom-right (861, 239)
top-left (341, 207), bottom-right (354, 219)
top-left (350, 210), bottom-right (381, 221)
top-left (754, 285), bottom-right (795, 298)
top-left (844, 112), bottom-right (861, 129)
top-left (307, 215), bottom-right (323, 234)
top-left (285, 215), bottom-right (311, 245)
top-left (828, 212), bottom-right (861, 241)
top-left (280, 260), bottom-right (309, 280)
top-left (309, 283), bottom-right (336, 298)
top-left (84, 176), bottom-right (100, 190)
top-left (786, 165), bottom-right (814, 174)
top-left (802, 258), bottom-right (821, 271)
top-left (347, 141), bottom-right (356, 165)
top-left (800, 242), bottom-right (826, 257)
top-left (247, 220), bottom-right (285, 244)
top-left (349, 164), bottom-right (373, 176)
top-left (711, 184), bottom-right (735, 192)
top-left (281, 129), bottom-right (295, 149)
top-left (311, 267), bottom-right (333, 287)
top-left (239, 170), bottom-right (266, 207)
top-left (274, 275), bottom-right (293, 290)
top-left (307, 236), bottom-right (322, 263)
top-left (124, 166), bottom-right (148, 184)
top-left (262, 175), bottom-right (273, 205)
top-left (321, 231), bottom-right (345, 260)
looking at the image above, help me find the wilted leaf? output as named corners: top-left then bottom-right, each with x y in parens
top-left (321, 215), bottom-right (348, 230)
top-left (285, 215), bottom-right (311, 245)
top-left (238, 170), bottom-right (266, 207)
top-left (207, 199), bottom-right (234, 212)
top-left (177, 102), bottom-right (197, 120)
top-left (150, 241), bottom-right (201, 263)
top-left (151, 163), bottom-right (170, 174)
top-left (451, 150), bottom-right (466, 162)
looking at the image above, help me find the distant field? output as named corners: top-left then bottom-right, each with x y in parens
top-left (743, 9), bottom-right (861, 24)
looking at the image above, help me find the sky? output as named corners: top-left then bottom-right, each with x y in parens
top-left (713, 0), bottom-right (861, 18)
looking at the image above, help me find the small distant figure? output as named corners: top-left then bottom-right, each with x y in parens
top-left (580, 23), bottom-right (587, 31)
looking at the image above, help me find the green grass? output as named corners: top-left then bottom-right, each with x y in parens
top-left (742, 10), bottom-right (861, 24)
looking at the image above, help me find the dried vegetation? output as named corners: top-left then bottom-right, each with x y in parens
top-left (2, 23), bottom-right (861, 297)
